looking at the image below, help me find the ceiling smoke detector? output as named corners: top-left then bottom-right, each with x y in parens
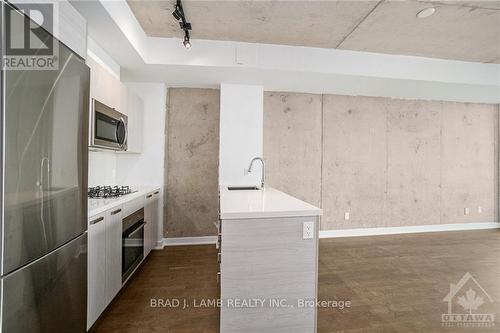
top-left (416, 7), bottom-right (436, 18)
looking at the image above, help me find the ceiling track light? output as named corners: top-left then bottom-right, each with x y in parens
top-left (171, 0), bottom-right (192, 49)
top-left (183, 31), bottom-right (191, 49)
top-left (172, 9), bottom-right (181, 21)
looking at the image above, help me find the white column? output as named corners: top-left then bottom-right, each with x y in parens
top-left (219, 84), bottom-right (263, 186)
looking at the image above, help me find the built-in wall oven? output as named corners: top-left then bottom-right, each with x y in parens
top-left (90, 99), bottom-right (128, 150)
top-left (122, 208), bottom-right (145, 282)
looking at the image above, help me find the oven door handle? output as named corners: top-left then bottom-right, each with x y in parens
top-left (123, 221), bottom-right (146, 238)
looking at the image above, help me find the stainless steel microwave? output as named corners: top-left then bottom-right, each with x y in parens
top-left (90, 99), bottom-right (128, 151)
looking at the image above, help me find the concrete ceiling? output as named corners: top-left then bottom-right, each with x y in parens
top-left (127, 0), bottom-right (500, 64)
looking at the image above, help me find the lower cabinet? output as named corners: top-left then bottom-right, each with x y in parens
top-left (88, 189), bottom-right (160, 330)
top-left (87, 205), bottom-right (123, 330)
top-left (151, 190), bottom-right (160, 247)
top-left (105, 206), bottom-right (123, 304)
top-left (144, 190), bottom-right (160, 256)
top-left (144, 193), bottom-right (153, 257)
top-left (87, 213), bottom-right (107, 330)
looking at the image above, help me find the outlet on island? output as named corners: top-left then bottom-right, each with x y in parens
top-left (303, 221), bottom-right (314, 239)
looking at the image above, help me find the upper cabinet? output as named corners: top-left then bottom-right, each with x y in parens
top-left (86, 55), bottom-right (144, 154)
top-left (125, 91), bottom-right (144, 153)
top-left (87, 56), bottom-right (119, 109)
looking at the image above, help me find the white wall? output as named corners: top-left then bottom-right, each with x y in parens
top-left (219, 84), bottom-right (263, 186)
top-left (115, 83), bottom-right (166, 188)
top-left (88, 150), bottom-right (117, 186)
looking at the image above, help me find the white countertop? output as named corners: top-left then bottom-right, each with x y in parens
top-left (219, 186), bottom-right (322, 220)
top-left (88, 186), bottom-right (160, 217)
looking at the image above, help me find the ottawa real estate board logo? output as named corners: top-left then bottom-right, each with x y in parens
top-left (3, 2), bottom-right (59, 70)
top-left (442, 272), bottom-right (495, 328)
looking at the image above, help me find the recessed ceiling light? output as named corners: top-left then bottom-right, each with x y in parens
top-left (416, 7), bottom-right (436, 18)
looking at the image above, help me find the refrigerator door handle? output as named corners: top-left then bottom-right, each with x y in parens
top-left (39, 157), bottom-right (50, 244)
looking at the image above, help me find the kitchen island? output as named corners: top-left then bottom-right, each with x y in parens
top-left (218, 186), bottom-right (322, 333)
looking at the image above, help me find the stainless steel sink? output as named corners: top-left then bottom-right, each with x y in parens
top-left (227, 186), bottom-right (261, 191)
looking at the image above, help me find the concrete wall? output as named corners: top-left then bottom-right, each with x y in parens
top-left (264, 93), bottom-right (498, 230)
top-left (384, 100), bottom-right (442, 228)
top-left (440, 102), bottom-right (498, 224)
top-left (263, 92), bottom-right (323, 207)
top-left (165, 88), bottom-right (220, 237)
top-left (164, 89), bottom-right (497, 237)
top-left (321, 95), bottom-right (388, 229)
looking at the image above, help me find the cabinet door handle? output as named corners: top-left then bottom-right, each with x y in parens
top-left (111, 208), bottom-right (122, 215)
top-left (146, 194), bottom-right (153, 198)
top-left (153, 191), bottom-right (159, 195)
top-left (90, 217), bottom-right (104, 225)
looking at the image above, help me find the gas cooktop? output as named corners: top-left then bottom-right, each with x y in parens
top-left (88, 186), bottom-right (136, 199)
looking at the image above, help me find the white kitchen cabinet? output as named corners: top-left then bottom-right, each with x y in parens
top-left (123, 92), bottom-right (144, 154)
top-left (142, 189), bottom-right (161, 256)
top-left (87, 213), bottom-right (107, 330)
top-left (105, 206), bottom-right (123, 305)
top-left (87, 56), bottom-right (101, 104)
top-left (119, 83), bottom-right (128, 116)
top-left (144, 192), bottom-right (154, 256)
top-left (151, 190), bottom-right (160, 248)
top-left (86, 55), bottom-right (121, 112)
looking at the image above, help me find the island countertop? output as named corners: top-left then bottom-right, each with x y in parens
top-left (219, 186), bottom-right (322, 220)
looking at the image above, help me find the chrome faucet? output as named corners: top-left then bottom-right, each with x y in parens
top-left (247, 157), bottom-right (265, 189)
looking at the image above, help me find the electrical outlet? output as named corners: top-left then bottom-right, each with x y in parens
top-left (303, 221), bottom-right (314, 240)
top-left (478, 206), bottom-right (483, 214)
top-left (244, 168), bottom-right (249, 176)
top-left (344, 212), bottom-right (350, 220)
top-left (464, 208), bottom-right (470, 215)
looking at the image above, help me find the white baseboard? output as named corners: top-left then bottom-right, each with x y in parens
top-left (320, 222), bottom-right (500, 238)
top-left (163, 236), bottom-right (217, 246)
top-left (153, 240), bottom-right (164, 250)
top-left (158, 223), bottom-right (499, 246)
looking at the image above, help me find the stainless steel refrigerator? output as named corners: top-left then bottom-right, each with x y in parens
top-left (0, 2), bottom-right (89, 332)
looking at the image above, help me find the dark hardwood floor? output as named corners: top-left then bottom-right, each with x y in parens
top-left (90, 230), bottom-right (500, 333)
